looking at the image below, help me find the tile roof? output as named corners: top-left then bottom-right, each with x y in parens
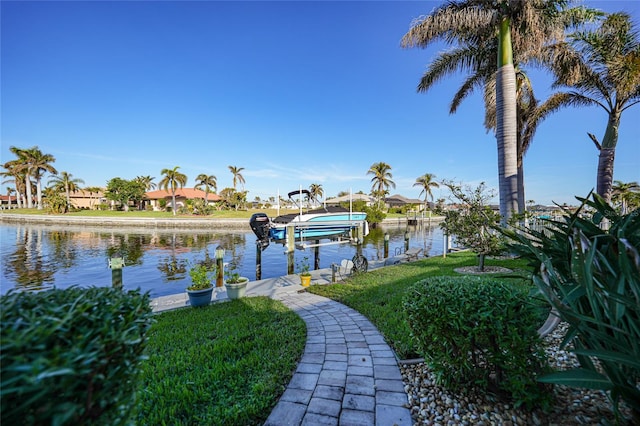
top-left (145, 188), bottom-right (221, 201)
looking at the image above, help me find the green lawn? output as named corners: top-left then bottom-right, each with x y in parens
top-left (133, 297), bottom-right (306, 425)
top-left (0, 208), bottom-right (298, 219)
top-left (130, 252), bottom-right (534, 424)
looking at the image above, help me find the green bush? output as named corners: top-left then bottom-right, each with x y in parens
top-left (504, 193), bottom-right (640, 422)
top-left (1, 287), bottom-right (154, 425)
top-left (403, 275), bottom-right (552, 409)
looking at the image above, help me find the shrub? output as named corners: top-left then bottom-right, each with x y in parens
top-left (503, 193), bottom-right (640, 422)
top-left (403, 275), bottom-right (552, 410)
top-left (439, 181), bottom-right (502, 271)
top-left (363, 204), bottom-right (386, 227)
top-left (1, 287), bottom-right (154, 425)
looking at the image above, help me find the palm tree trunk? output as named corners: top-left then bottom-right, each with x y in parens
top-left (171, 190), bottom-right (177, 216)
top-left (596, 112), bottom-right (620, 203)
top-left (25, 175), bottom-right (33, 209)
top-left (597, 148), bottom-right (615, 203)
top-left (65, 185), bottom-right (71, 213)
top-left (36, 178), bottom-right (43, 210)
top-left (496, 17), bottom-right (519, 226)
top-left (517, 160), bottom-right (525, 215)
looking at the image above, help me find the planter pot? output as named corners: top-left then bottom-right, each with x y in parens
top-left (225, 278), bottom-right (249, 300)
top-left (300, 274), bottom-right (311, 287)
top-left (187, 287), bottom-right (214, 307)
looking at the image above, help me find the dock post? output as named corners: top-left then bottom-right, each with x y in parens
top-left (255, 241), bottom-right (262, 281)
top-left (384, 233), bottom-right (389, 259)
top-left (314, 241), bottom-right (320, 270)
top-left (109, 257), bottom-right (124, 289)
top-left (286, 225), bottom-right (295, 275)
top-left (215, 246), bottom-right (225, 287)
top-left (404, 230), bottom-right (410, 252)
top-left (443, 233), bottom-right (448, 258)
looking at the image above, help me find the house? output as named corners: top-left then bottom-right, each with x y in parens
top-left (68, 189), bottom-right (106, 209)
top-left (0, 195), bottom-right (18, 209)
top-left (325, 193), bottom-right (375, 206)
top-left (385, 194), bottom-right (424, 209)
top-left (144, 188), bottom-right (222, 211)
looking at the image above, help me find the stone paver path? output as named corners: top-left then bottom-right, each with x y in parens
top-left (265, 291), bottom-right (412, 426)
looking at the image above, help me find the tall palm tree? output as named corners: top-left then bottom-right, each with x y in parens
top-left (6, 146), bottom-right (34, 208)
top-left (535, 12), bottom-right (640, 203)
top-left (485, 69), bottom-right (540, 214)
top-left (26, 147), bottom-right (57, 210)
top-left (1, 163), bottom-right (25, 209)
top-left (611, 180), bottom-right (640, 214)
top-left (135, 175), bottom-right (157, 191)
top-left (228, 166), bottom-right (245, 191)
top-left (413, 173), bottom-right (440, 211)
top-left (48, 171), bottom-right (85, 212)
top-left (401, 0), bottom-right (595, 224)
top-left (309, 183), bottom-right (324, 201)
top-left (194, 174), bottom-right (217, 204)
top-left (159, 166), bottom-right (188, 216)
top-left (367, 162), bottom-right (395, 209)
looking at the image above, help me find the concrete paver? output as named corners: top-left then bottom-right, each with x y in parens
top-left (151, 265), bottom-right (413, 426)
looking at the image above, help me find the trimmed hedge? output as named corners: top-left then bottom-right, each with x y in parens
top-left (1, 287), bottom-right (154, 425)
top-left (403, 275), bottom-right (552, 409)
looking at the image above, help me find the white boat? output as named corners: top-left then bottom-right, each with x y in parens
top-left (250, 189), bottom-right (368, 249)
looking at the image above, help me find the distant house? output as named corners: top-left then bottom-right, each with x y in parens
top-left (68, 189), bottom-right (106, 209)
top-left (385, 194), bottom-right (424, 209)
top-left (0, 195), bottom-right (18, 209)
top-left (145, 188), bottom-right (222, 211)
top-left (325, 193), bottom-right (375, 206)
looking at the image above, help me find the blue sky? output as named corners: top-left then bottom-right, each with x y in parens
top-left (2, 0), bottom-right (639, 206)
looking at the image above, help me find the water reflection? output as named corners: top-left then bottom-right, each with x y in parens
top-left (1, 221), bottom-right (446, 298)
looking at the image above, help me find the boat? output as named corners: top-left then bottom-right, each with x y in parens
top-left (250, 189), bottom-right (369, 249)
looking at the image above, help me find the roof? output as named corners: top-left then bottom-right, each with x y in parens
top-left (385, 194), bottom-right (423, 204)
top-left (325, 194), bottom-right (374, 203)
top-left (69, 189), bottom-right (105, 197)
top-left (145, 188), bottom-right (221, 201)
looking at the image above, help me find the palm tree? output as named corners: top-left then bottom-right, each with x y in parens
top-left (1, 163), bottom-right (25, 209)
top-left (48, 172), bottom-right (85, 212)
top-left (413, 173), bottom-right (440, 211)
top-left (535, 12), bottom-right (640, 203)
top-left (159, 166), bottom-right (188, 216)
top-left (612, 180), bottom-right (640, 214)
top-left (26, 147), bottom-right (57, 210)
top-left (135, 175), bottom-right (157, 191)
top-left (367, 162), bottom-right (395, 209)
top-left (309, 183), bottom-right (324, 201)
top-left (6, 146), bottom-right (34, 208)
top-left (228, 166), bottom-right (245, 191)
top-left (485, 69), bottom-right (541, 214)
top-left (401, 0), bottom-right (595, 224)
top-left (194, 174), bottom-right (217, 204)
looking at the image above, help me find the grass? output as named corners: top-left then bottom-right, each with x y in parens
top-left (130, 253), bottom-right (535, 424)
top-left (132, 297), bottom-right (306, 426)
top-left (307, 251), bottom-right (534, 359)
top-left (1, 208), bottom-right (299, 219)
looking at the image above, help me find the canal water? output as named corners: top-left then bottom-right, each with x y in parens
top-left (0, 220), bottom-right (447, 298)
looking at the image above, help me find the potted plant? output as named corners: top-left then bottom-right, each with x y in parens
top-left (186, 262), bottom-right (215, 307)
top-left (297, 256), bottom-right (312, 287)
top-left (224, 262), bottom-right (249, 300)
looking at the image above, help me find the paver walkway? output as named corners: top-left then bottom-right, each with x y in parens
top-left (265, 291), bottom-right (413, 426)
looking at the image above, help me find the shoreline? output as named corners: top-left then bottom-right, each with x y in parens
top-left (0, 212), bottom-right (444, 229)
top-left (0, 213), bottom-right (250, 229)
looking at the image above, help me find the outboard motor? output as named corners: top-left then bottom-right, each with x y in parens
top-left (249, 213), bottom-right (271, 250)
